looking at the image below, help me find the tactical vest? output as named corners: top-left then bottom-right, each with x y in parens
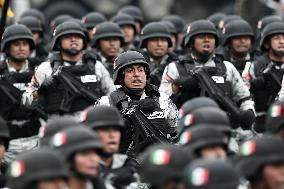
top-left (43, 52), bottom-right (103, 114)
top-left (175, 55), bottom-right (232, 108)
top-left (0, 61), bottom-right (41, 139)
top-left (109, 84), bottom-right (171, 154)
top-left (252, 54), bottom-right (283, 112)
top-left (142, 51), bottom-right (179, 87)
top-left (94, 53), bottom-right (114, 76)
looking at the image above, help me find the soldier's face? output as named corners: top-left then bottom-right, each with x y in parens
top-left (269, 34), bottom-right (284, 57)
top-left (146, 37), bottom-right (169, 58)
top-left (199, 145), bottom-right (227, 160)
top-left (122, 64), bottom-right (147, 90)
top-left (193, 34), bottom-right (215, 56)
top-left (262, 163), bottom-right (284, 189)
top-left (99, 37), bottom-right (121, 59)
top-left (229, 36), bottom-right (252, 54)
top-left (8, 39), bottom-right (31, 61)
top-left (121, 25), bottom-right (135, 43)
top-left (60, 34), bottom-right (84, 54)
top-left (0, 139), bottom-right (5, 161)
top-left (74, 149), bottom-right (101, 176)
top-left (95, 127), bottom-right (121, 154)
top-left (37, 179), bottom-right (67, 189)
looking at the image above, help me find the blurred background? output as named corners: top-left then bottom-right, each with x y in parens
top-left (6, 0), bottom-right (284, 32)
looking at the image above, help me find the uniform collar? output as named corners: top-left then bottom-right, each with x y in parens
top-left (6, 59), bottom-right (29, 73)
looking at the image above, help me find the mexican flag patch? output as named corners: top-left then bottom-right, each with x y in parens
top-left (150, 149), bottom-right (171, 165)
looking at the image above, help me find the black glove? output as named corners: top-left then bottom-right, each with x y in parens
top-left (111, 165), bottom-right (137, 188)
top-left (250, 76), bottom-right (265, 90)
top-left (175, 75), bottom-right (199, 89)
top-left (138, 98), bottom-right (157, 112)
top-left (239, 109), bottom-right (255, 130)
top-left (38, 76), bottom-right (56, 94)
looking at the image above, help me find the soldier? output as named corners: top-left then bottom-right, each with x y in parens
top-left (161, 21), bottom-right (178, 54)
top-left (111, 13), bottom-right (137, 51)
top-left (0, 24), bottom-right (43, 161)
top-left (119, 6), bottom-right (144, 49)
top-left (265, 101), bottom-right (284, 139)
top-left (217, 20), bottom-right (255, 76)
top-left (96, 51), bottom-right (178, 156)
top-left (6, 148), bottom-right (69, 189)
top-left (50, 126), bottom-right (105, 189)
top-left (22, 20), bottom-right (115, 117)
top-left (179, 125), bottom-right (228, 160)
top-left (139, 22), bottom-right (179, 87)
top-left (81, 105), bottom-right (140, 189)
top-left (81, 12), bottom-right (107, 47)
top-left (139, 144), bottom-right (191, 189)
top-left (255, 15), bottom-right (282, 54)
top-left (18, 16), bottom-right (49, 64)
top-left (237, 135), bottom-right (284, 189)
top-left (249, 22), bottom-right (284, 132)
top-left (119, 6), bottom-right (144, 35)
top-left (161, 15), bottom-right (186, 54)
top-left (92, 22), bottom-right (124, 75)
top-left (159, 20), bottom-right (255, 130)
top-left (0, 118), bottom-right (10, 187)
top-left (183, 159), bottom-right (240, 189)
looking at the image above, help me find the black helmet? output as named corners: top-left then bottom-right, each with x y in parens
top-left (178, 97), bottom-right (219, 119)
top-left (178, 107), bottom-right (231, 136)
top-left (139, 144), bottom-right (192, 186)
top-left (222, 19), bottom-right (254, 45)
top-left (260, 22), bottom-right (284, 51)
top-left (207, 13), bottom-right (226, 28)
top-left (266, 101), bottom-right (284, 133)
top-left (51, 20), bottom-right (87, 51)
top-left (184, 20), bottom-right (218, 48)
top-left (161, 21), bottom-right (177, 36)
top-left (119, 6), bottom-right (144, 25)
top-left (39, 116), bottom-right (80, 146)
top-left (113, 51), bottom-right (149, 85)
top-left (140, 22), bottom-right (173, 48)
top-left (81, 105), bottom-right (125, 129)
top-left (1, 24), bottom-right (35, 52)
top-left (179, 125), bottom-right (228, 156)
top-left (237, 135), bottom-right (284, 181)
top-left (218, 15), bottom-right (242, 29)
top-left (257, 15), bottom-right (282, 31)
top-left (184, 159), bottom-right (240, 189)
top-left (110, 13), bottom-right (137, 34)
top-left (50, 14), bottom-right (73, 32)
top-left (21, 9), bottom-right (46, 29)
top-left (50, 126), bottom-right (102, 160)
top-left (81, 12), bottom-right (107, 30)
top-left (18, 16), bottom-right (43, 33)
top-left (7, 148), bottom-right (68, 189)
top-left (92, 21), bottom-right (124, 48)
top-left (0, 117), bottom-right (10, 150)
top-left (161, 15), bottom-right (186, 33)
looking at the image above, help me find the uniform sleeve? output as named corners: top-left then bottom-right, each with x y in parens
top-left (159, 62), bottom-right (180, 97)
top-left (94, 95), bottom-right (111, 106)
top-left (22, 62), bottom-right (52, 106)
top-left (224, 61), bottom-right (255, 112)
top-left (277, 75), bottom-right (284, 101)
top-left (95, 61), bottom-right (116, 95)
top-left (159, 93), bottom-right (178, 128)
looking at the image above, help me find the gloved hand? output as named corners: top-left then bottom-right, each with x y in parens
top-left (38, 76), bottom-right (55, 94)
top-left (111, 166), bottom-right (137, 188)
top-left (138, 98), bottom-right (157, 112)
top-left (239, 109), bottom-right (255, 130)
top-left (175, 75), bottom-right (199, 89)
top-left (250, 76), bottom-right (265, 90)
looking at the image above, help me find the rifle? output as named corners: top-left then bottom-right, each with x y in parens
top-left (0, 78), bottom-right (46, 120)
top-left (53, 69), bottom-right (98, 112)
top-left (123, 104), bottom-right (171, 156)
top-left (194, 68), bottom-right (241, 125)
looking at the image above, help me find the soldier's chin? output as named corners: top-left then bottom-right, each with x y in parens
top-left (272, 49), bottom-right (284, 57)
top-left (13, 57), bottom-right (27, 63)
top-left (62, 48), bottom-right (81, 56)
